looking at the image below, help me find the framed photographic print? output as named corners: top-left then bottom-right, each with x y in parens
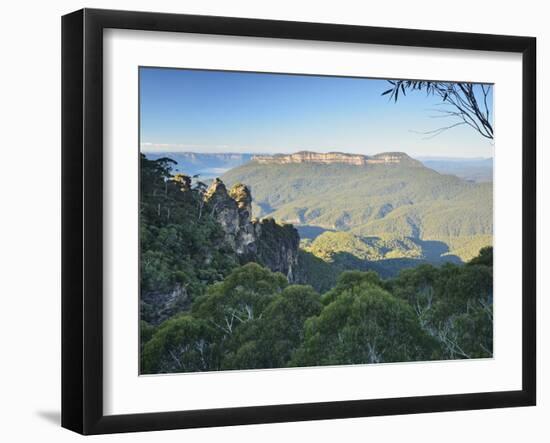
top-left (61, 8), bottom-right (536, 435)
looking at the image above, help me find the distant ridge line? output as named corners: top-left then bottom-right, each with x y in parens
top-left (252, 151), bottom-right (421, 166)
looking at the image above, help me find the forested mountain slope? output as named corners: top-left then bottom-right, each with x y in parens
top-left (222, 151), bottom-right (492, 261)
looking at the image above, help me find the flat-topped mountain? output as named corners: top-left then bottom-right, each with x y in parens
top-left (143, 151), bottom-right (489, 181)
top-left (252, 151), bottom-right (422, 166)
top-left (368, 152), bottom-right (422, 165)
top-left (222, 152), bottom-right (492, 262)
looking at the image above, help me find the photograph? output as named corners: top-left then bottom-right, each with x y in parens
top-left (1, 1), bottom-right (543, 440)
top-left (138, 67), bottom-right (494, 374)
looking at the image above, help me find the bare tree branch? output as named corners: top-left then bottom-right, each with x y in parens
top-left (409, 122), bottom-right (467, 139)
top-left (382, 80), bottom-right (494, 140)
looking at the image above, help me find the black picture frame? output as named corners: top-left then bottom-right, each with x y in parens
top-left (62, 8), bottom-right (536, 435)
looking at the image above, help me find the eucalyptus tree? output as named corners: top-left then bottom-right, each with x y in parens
top-left (382, 80), bottom-right (493, 140)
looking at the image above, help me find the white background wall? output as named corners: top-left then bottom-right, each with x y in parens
top-left (0, 0), bottom-right (546, 441)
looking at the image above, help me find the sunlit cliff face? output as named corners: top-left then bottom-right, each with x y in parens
top-left (252, 151), bottom-right (418, 166)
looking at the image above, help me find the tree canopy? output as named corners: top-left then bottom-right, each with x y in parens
top-left (291, 272), bottom-right (437, 366)
top-left (139, 152), bottom-right (494, 373)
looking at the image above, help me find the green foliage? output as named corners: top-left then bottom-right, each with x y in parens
top-left (140, 320), bottom-right (156, 354)
top-left (296, 250), bottom-right (340, 293)
top-left (141, 248), bottom-right (493, 373)
top-left (140, 154), bottom-right (238, 323)
top-left (305, 231), bottom-right (395, 261)
top-left (389, 248), bottom-right (493, 359)
top-left (222, 160), bottom-right (492, 262)
top-left (143, 264), bottom-right (322, 372)
top-left (299, 231), bottom-right (468, 279)
top-left (291, 273), bottom-right (437, 366)
top-left (468, 246), bottom-right (493, 267)
top-left (304, 231), bottom-right (423, 265)
top-left (139, 153), bottom-right (494, 373)
top-left (141, 314), bottom-right (220, 374)
top-left (322, 270), bottom-right (387, 304)
top-left (192, 263), bottom-right (288, 335)
top-left (140, 222), bottom-right (233, 294)
top-left (222, 285), bottom-right (323, 369)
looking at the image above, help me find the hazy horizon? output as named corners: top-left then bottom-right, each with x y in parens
top-left (140, 68), bottom-right (494, 158)
top-left (140, 147), bottom-right (493, 160)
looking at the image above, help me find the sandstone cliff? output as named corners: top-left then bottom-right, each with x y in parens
top-left (253, 151), bottom-right (368, 166)
top-left (252, 151), bottom-right (422, 167)
top-left (205, 179), bottom-right (299, 280)
top-left (141, 177), bottom-right (300, 325)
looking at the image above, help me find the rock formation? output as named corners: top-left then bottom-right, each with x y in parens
top-left (252, 151), bottom-right (421, 167)
top-left (204, 179), bottom-right (257, 257)
top-left (253, 218), bottom-right (300, 282)
top-left (253, 151), bottom-right (368, 166)
top-left (205, 179), bottom-right (299, 280)
top-left (141, 283), bottom-right (190, 325)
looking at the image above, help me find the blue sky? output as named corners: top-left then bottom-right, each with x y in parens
top-left (140, 67), bottom-right (494, 158)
